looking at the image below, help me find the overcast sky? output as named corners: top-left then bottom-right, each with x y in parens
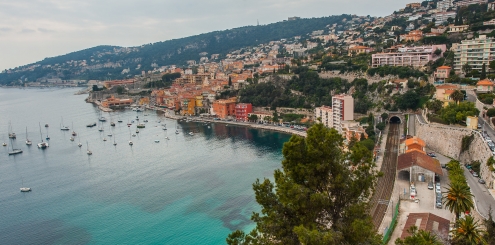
top-left (0, 0), bottom-right (411, 70)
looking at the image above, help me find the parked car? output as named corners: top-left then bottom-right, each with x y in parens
top-left (427, 152), bottom-right (436, 157)
top-left (436, 200), bottom-right (443, 209)
top-left (410, 185), bottom-right (417, 197)
top-left (472, 172), bottom-right (479, 177)
top-left (478, 124), bottom-right (482, 129)
top-left (428, 182), bottom-right (434, 190)
top-left (479, 179), bottom-right (486, 184)
top-left (435, 183), bottom-right (441, 194)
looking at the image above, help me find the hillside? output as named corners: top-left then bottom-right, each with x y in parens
top-left (0, 15), bottom-right (351, 85)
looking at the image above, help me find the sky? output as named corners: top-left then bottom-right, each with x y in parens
top-left (0, 0), bottom-right (412, 70)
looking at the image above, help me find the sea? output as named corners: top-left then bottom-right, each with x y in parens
top-left (0, 87), bottom-right (291, 245)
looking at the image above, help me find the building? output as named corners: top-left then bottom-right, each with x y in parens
top-left (332, 94), bottom-right (354, 133)
top-left (454, 35), bottom-right (495, 73)
top-left (436, 0), bottom-right (453, 12)
top-left (400, 30), bottom-right (423, 42)
top-left (455, 0), bottom-right (487, 8)
top-left (212, 99), bottom-right (236, 119)
top-left (433, 12), bottom-right (456, 25)
top-left (371, 45), bottom-right (447, 68)
top-left (248, 111), bottom-right (273, 122)
top-left (315, 106), bottom-right (333, 128)
top-left (484, 19), bottom-right (495, 26)
top-left (180, 96), bottom-right (196, 116)
top-left (435, 84), bottom-right (459, 106)
top-left (489, 2), bottom-right (495, 11)
top-left (347, 46), bottom-right (373, 56)
top-left (433, 66), bottom-right (451, 82)
top-left (235, 103), bottom-right (253, 121)
top-left (406, 2), bottom-right (421, 8)
top-left (342, 122), bottom-right (368, 142)
top-left (448, 25), bottom-right (469, 33)
top-left (477, 79), bottom-right (494, 93)
top-left (397, 150), bottom-right (443, 183)
top-left (101, 96), bottom-right (133, 108)
top-left (400, 213), bottom-right (450, 241)
top-left (404, 136), bottom-right (426, 153)
top-left (466, 116), bottom-right (479, 129)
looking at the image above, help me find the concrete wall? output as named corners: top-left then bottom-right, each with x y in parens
top-left (415, 118), bottom-right (494, 188)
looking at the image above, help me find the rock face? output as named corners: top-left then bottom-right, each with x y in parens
top-left (414, 117), bottom-right (494, 188)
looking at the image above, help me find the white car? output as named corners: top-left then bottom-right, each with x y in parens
top-left (435, 185), bottom-right (441, 194)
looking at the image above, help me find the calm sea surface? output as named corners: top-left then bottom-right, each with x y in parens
top-left (0, 87), bottom-right (291, 245)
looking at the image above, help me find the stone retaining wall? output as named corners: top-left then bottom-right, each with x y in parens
top-left (415, 117), bottom-right (494, 188)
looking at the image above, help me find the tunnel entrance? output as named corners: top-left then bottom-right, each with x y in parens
top-left (390, 116), bottom-right (401, 124)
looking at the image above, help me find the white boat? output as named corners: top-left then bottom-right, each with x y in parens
top-left (70, 137), bottom-right (75, 141)
top-left (103, 138), bottom-right (107, 141)
top-left (86, 141), bottom-right (92, 155)
top-left (165, 136), bottom-right (169, 140)
top-left (189, 132), bottom-right (194, 136)
top-left (99, 117), bottom-right (107, 122)
top-left (129, 140), bottom-right (133, 145)
top-left (154, 139), bottom-right (160, 143)
top-left (78, 142), bottom-right (82, 147)
top-left (136, 129), bottom-right (140, 133)
top-left (175, 130), bottom-right (179, 134)
top-left (2, 143), bottom-right (6, 146)
top-left (38, 123), bottom-right (48, 149)
top-left (8, 121), bottom-right (16, 139)
top-left (60, 117), bottom-right (70, 131)
top-left (25, 127), bottom-right (32, 145)
top-left (8, 138), bottom-right (22, 155)
top-left (20, 187), bottom-right (31, 192)
top-left (132, 134), bottom-right (136, 137)
top-left (44, 124), bottom-right (49, 127)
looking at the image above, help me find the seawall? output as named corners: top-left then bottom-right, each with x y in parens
top-left (414, 116), bottom-right (493, 188)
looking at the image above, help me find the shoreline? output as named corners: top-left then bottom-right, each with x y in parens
top-left (160, 109), bottom-right (307, 137)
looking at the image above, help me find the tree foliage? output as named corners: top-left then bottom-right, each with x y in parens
top-left (439, 102), bottom-right (479, 125)
top-left (226, 124), bottom-right (381, 244)
top-left (452, 216), bottom-right (486, 245)
top-left (367, 65), bottom-right (425, 79)
top-left (395, 226), bottom-right (443, 245)
top-left (444, 160), bottom-right (474, 221)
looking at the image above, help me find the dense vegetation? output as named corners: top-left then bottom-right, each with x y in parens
top-left (367, 65), bottom-right (425, 79)
top-left (226, 124), bottom-right (381, 244)
top-left (439, 101), bottom-right (479, 125)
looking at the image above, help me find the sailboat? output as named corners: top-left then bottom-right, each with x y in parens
top-left (99, 122), bottom-right (104, 132)
top-left (8, 138), bottom-right (23, 155)
top-left (25, 127), bottom-right (32, 145)
top-left (38, 123), bottom-right (48, 149)
top-left (45, 127), bottom-right (50, 140)
top-left (20, 178), bottom-right (31, 192)
top-left (8, 121), bottom-right (16, 139)
top-left (162, 124), bottom-right (167, 130)
top-left (86, 141), bottom-right (92, 155)
top-left (175, 123), bottom-right (179, 134)
top-left (113, 131), bottom-right (117, 146)
top-left (71, 122), bottom-right (77, 136)
top-left (129, 130), bottom-right (133, 145)
top-left (60, 117), bottom-right (70, 131)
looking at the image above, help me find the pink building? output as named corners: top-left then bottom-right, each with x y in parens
top-left (371, 45), bottom-right (447, 68)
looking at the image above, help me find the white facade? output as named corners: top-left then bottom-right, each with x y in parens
top-left (433, 12), bottom-right (456, 25)
top-left (332, 94), bottom-right (354, 133)
top-left (454, 35), bottom-right (495, 72)
top-left (315, 106), bottom-right (333, 128)
top-left (436, 0), bottom-right (453, 12)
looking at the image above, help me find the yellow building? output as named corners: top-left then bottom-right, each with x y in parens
top-left (139, 97), bottom-right (150, 105)
top-left (195, 95), bottom-right (203, 107)
top-left (181, 97), bottom-right (196, 116)
top-left (466, 116), bottom-right (478, 130)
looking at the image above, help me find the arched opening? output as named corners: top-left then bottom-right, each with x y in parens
top-left (390, 116), bottom-right (401, 124)
top-left (398, 170), bottom-right (410, 181)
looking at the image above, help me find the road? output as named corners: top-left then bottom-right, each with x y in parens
top-left (466, 90), bottom-right (495, 141)
top-left (370, 123), bottom-right (400, 229)
top-left (464, 167), bottom-right (495, 219)
top-left (407, 114), bottom-right (416, 136)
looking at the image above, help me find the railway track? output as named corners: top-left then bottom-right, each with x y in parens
top-left (370, 123), bottom-right (400, 229)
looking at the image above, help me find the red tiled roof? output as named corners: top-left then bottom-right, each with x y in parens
top-left (401, 213), bottom-right (450, 239)
top-left (397, 151), bottom-right (443, 176)
top-left (477, 79), bottom-right (494, 86)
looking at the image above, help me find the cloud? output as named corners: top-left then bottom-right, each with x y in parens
top-left (21, 29), bottom-right (36, 33)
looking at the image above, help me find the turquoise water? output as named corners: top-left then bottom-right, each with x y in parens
top-left (0, 88), bottom-right (291, 244)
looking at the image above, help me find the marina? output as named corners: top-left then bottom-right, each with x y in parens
top-left (0, 87), bottom-right (291, 245)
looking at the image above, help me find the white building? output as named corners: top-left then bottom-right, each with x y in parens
top-left (315, 106), bottom-right (333, 128)
top-left (436, 0), bottom-right (453, 12)
top-left (433, 12), bottom-right (456, 25)
top-left (454, 35), bottom-right (495, 73)
top-left (332, 94), bottom-right (354, 133)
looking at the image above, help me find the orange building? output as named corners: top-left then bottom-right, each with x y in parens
top-left (101, 96), bottom-right (133, 108)
top-left (213, 99), bottom-right (236, 119)
top-left (103, 79), bottom-right (135, 89)
top-left (400, 30), bottom-right (423, 42)
top-left (434, 66), bottom-right (451, 82)
top-left (181, 96), bottom-right (196, 116)
top-left (405, 136), bottom-right (426, 153)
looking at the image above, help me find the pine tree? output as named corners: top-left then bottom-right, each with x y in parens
top-left (481, 63), bottom-right (487, 80)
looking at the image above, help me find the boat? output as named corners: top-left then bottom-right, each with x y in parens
top-left (25, 127), bottom-right (32, 145)
top-left (103, 138), bottom-right (107, 141)
top-left (143, 119), bottom-right (148, 123)
top-left (136, 129), bottom-right (140, 133)
top-left (8, 121), bottom-right (16, 139)
top-left (87, 122), bottom-right (96, 127)
top-left (118, 120), bottom-right (123, 123)
top-left (165, 136), bottom-right (169, 140)
top-left (60, 117), bottom-right (70, 131)
top-left (71, 123), bottom-right (77, 136)
top-left (132, 134), bottom-right (136, 137)
top-left (137, 124), bottom-right (145, 128)
top-left (2, 143), bottom-right (6, 146)
top-left (45, 124), bottom-right (49, 127)
top-left (8, 138), bottom-right (22, 155)
top-left (113, 133), bottom-right (117, 146)
top-left (175, 130), bottom-right (179, 134)
top-left (99, 123), bottom-right (104, 132)
top-left (86, 141), bottom-right (92, 155)
top-left (129, 132), bottom-right (133, 145)
top-left (70, 136), bottom-right (75, 141)
top-left (154, 139), bottom-right (160, 143)
top-left (38, 123), bottom-right (48, 149)
top-left (99, 117), bottom-right (107, 122)
top-left (107, 134), bottom-right (112, 137)
top-left (20, 187), bottom-right (31, 192)
top-left (189, 132), bottom-right (194, 136)
top-left (110, 122), bottom-right (115, 127)
top-left (78, 142), bottom-right (82, 147)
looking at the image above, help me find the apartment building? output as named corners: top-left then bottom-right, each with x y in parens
top-left (332, 94), bottom-right (354, 133)
top-left (455, 0), bottom-right (487, 8)
top-left (235, 103), bottom-right (253, 121)
top-left (371, 45), bottom-right (447, 68)
top-left (434, 66), bottom-right (451, 82)
top-left (436, 0), bottom-right (453, 12)
top-left (433, 12), bottom-right (456, 25)
top-left (454, 35), bottom-right (495, 73)
top-left (315, 106), bottom-right (333, 128)
top-left (212, 99), bottom-right (236, 119)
